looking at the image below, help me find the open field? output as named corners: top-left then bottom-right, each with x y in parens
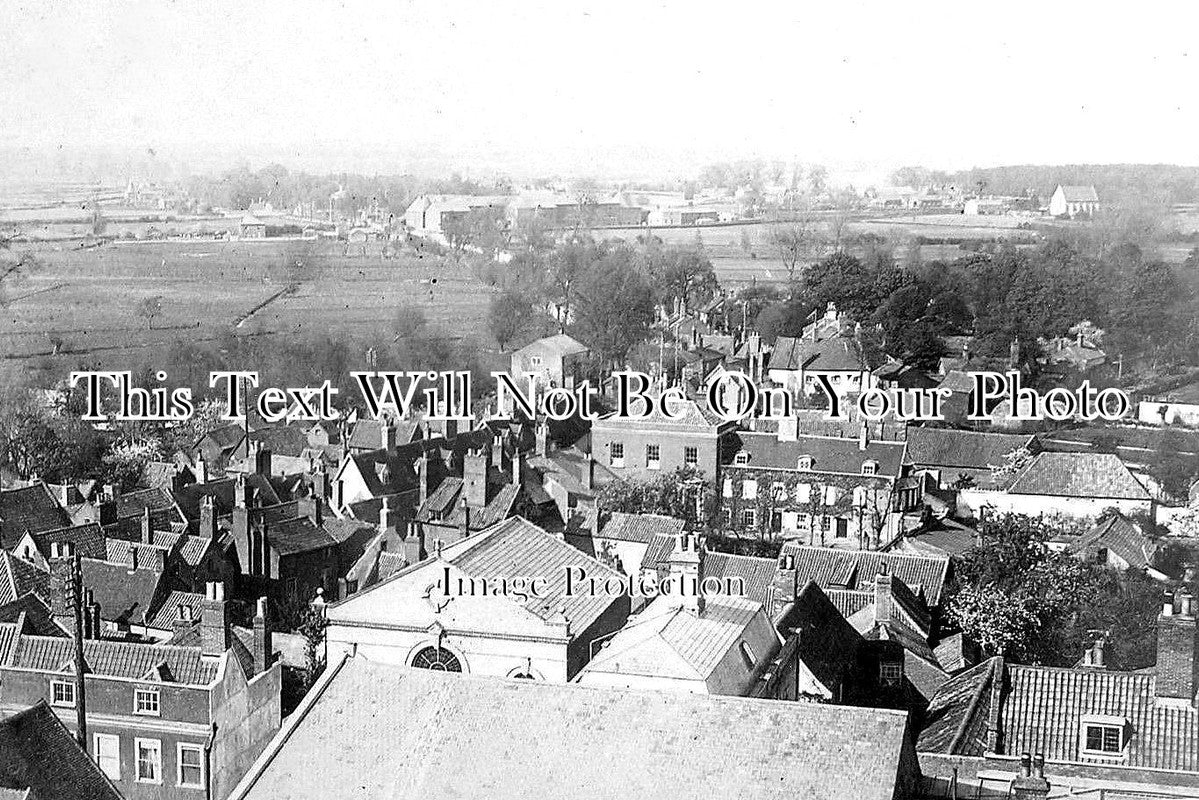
top-left (0, 239), bottom-right (498, 385)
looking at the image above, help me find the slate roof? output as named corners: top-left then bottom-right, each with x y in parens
top-left (0, 485), bottom-right (70, 548)
top-left (1007, 452), bottom-right (1151, 500)
top-left (229, 656), bottom-right (913, 800)
top-left (0, 594), bottom-right (66, 637)
top-left (1068, 513), bottom-right (1156, 570)
top-left (770, 335), bottom-right (869, 373)
top-left (24, 524), bottom-right (106, 561)
top-left (728, 431), bottom-right (907, 478)
top-left (249, 425), bottom-right (311, 458)
top-left (0, 701), bottom-right (123, 800)
top-left (345, 450), bottom-right (415, 496)
top-left (702, 552), bottom-right (779, 606)
top-left (0, 623), bottom-right (220, 685)
top-left (778, 543), bottom-right (950, 607)
top-left (115, 486), bottom-right (182, 521)
top-left (267, 516), bottom-right (337, 556)
top-left (173, 474), bottom-right (280, 521)
top-left (1056, 185), bottom-right (1100, 202)
top-left (146, 590), bottom-right (205, 630)
top-left (779, 581), bottom-right (863, 694)
top-left (79, 557), bottom-right (166, 625)
top-left (919, 656), bottom-right (1199, 774)
top-left (906, 428), bottom-right (1034, 471)
top-left (597, 512), bottom-right (685, 544)
top-left (0, 555), bottom-right (49, 607)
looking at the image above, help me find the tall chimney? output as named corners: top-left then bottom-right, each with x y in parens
top-left (252, 597), bottom-right (273, 675)
top-left (858, 421), bottom-right (869, 452)
top-left (401, 520), bottom-right (423, 564)
top-left (535, 422), bottom-right (549, 457)
top-left (874, 572), bottom-right (893, 623)
top-left (254, 445), bottom-right (272, 477)
top-left (201, 581), bottom-right (231, 657)
top-left (382, 422), bottom-right (396, 452)
top-left (417, 453), bottom-right (430, 508)
top-left (379, 496), bottom-right (393, 534)
top-left (667, 532), bottom-right (705, 615)
top-left (141, 506), bottom-right (153, 545)
top-left (458, 497), bottom-right (471, 539)
top-left (464, 448), bottom-right (487, 509)
top-left (49, 542), bottom-right (75, 617)
top-left (1157, 591), bottom-right (1199, 705)
top-left (581, 452), bottom-right (594, 492)
top-left (194, 457), bottom-right (208, 485)
top-left (199, 495), bottom-right (217, 539)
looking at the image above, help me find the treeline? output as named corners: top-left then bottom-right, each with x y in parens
top-left (893, 163), bottom-right (1199, 205)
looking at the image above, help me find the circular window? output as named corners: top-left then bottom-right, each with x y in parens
top-left (411, 646), bottom-right (462, 672)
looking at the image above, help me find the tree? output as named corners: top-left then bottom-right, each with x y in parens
top-left (651, 246), bottom-right (718, 316)
top-left (135, 295), bottom-right (163, 330)
top-left (1148, 430), bottom-right (1199, 501)
top-left (0, 240), bottom-right (38, 308)
top-left (571, 247), bottom-right (654, 367)
top-left (596, 467), bottom-right (715, 526)
top-left (488, 289), bottom-right (532, 352)
top-left (768, 217), bottom-right (822, 285)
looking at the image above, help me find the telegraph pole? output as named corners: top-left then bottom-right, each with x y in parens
top-left (70, 549), bottom-right (88, 751)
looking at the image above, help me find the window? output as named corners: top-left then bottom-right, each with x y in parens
top-left (741, 509), bottom-right (757, 528)
top-left (94, 733), bottom-right (120, 781)
top-left (1083, 723), bottom-right (1124, 755)
top-left (823, 485), bottom-right (840, 505)
top-left (50, 680), bottom-right (75, 708)
top-left (529, 355), bottom-right (543, 368)
top-left (834, 518), bottom-right (849, 539)
top-left (683, 446), bottom-right (698, 467)
top-left (134, 688), bottom-right (160, 716)
top-left (135, 738), bottom-right (162, 784)
top-left (861, 460), bottom-right (877, 476)
top-left (880, 661), bottom-right (903, 687)
top-left (609, 442), bottom-right (624, 468)
top-left (741, 479), bottom-right (758, 500)
top-left (410, 646), bottom-right (463, 672)
top-left (797, 455), bottom-right (813, 470)
top-left (734, 452), bottom-right (749, 466)
top-left (178, 743), bottom-right (204, 788)
top-left (772, 481), bottom-right (787, 500)
top-left (739, 641), bottom-right (756, 669)
top-left (771, 510), bottom-right (783, 532)
top-left (853, 487), bottom-right (868, 508)
top-left (645, 443), bottom-right (661, 470)
top-left (722, 478), bottom-right (733, 498)
top-left (795, 483), bottom-right (811, 503)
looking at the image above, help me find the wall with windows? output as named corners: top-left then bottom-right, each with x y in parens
top-left (590, 422), bottom-right (722, 483)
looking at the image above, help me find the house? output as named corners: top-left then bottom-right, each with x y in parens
top-left (906, 428), bottom-right (1036, 490)
top-left (508, 333), bottom-right (589, 389)
top-left (576, 532), bottom-right (781, 696)
top-left (0, 582), bottom-right (281, 800)
top-left (918, 589), bottom-right (1199, 795)
top-left (959, 451), bottom-right (1154, 523)
top-left (227, 654), bottom-right (920, 800)
top-left (1049, 185), bottom-right (1099, 218)
top-left (1066, 512), bottom-right (1166, 579)
top-left (590, 512), bottom-right (686, 580)
top-left (324, 516), bottom-right (630, 682)
top-left (0, 701), bottom-right (123, 800)
top-left (239, 214), bottom-right (267, 238)
top-left (773, 543), bottom-right (951, 614)
top-left (590, 394), bottom-right (733, 484)
top-left (719, 429), bottom-right (916, 548)
top-left (767, 335), bottom-right (876, 398)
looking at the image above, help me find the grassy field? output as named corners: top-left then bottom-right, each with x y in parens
top-left (0, 238), bottom-right (498, 385)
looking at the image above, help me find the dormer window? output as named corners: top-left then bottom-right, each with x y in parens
top-left (734, 452), bottom-right (749, 466)
top-left (797, 455), bottom-right (813, 471)
top-left (880, 660), bottom-right (903, 687)
top-left (1080, 715), bottom-right (1126, 756)
top-left (862, 460), bottom-right (878, 476)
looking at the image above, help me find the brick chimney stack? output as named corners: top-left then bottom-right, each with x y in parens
top-left (1010, 753), bottom-right (1050, 800)
top-left (199, 495), bottom-right (217, 540)
top-left (141, 506), bottom-right (153, 545)
top-left (49, 542), bottom-right (76, 618)
top-left (201, 581), bottom-right (231, 657)
top-left (874, 571), bottom-right (893, 623)
top-left (401, 519), bottom-right (423, 564)
top-left (667, 532), bottom-right (706, 616)
top-left (252, 597), bottom-right (273, 675)
top-left (464, 448), bottom-right (488, 509)
top-left (1157, 590), bottom-right (1199, 705)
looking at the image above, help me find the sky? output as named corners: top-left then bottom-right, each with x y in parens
top-left (1, 0), bottom-right (1197, 181)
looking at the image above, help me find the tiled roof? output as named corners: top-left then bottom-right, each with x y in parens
top-left (1068, 513), bottom-right (1155, 569)
top-left (845, 575), bottom-right (932, 640)
top-left (200, 423), bottom-right (246, 452)
top-left (267, 516), bottom-right (337, 556)
top-left (416, 477), bottom-right (463, 520)
top-left (826, 588), bottom-right (873, 619)
top-left (146, 590), bottom-right (205, 630)
top-left (728, 431), bottom-right (907, 478)
top-left (778, 543), bottom-right (950, 607)
top-left (597, 512), bottom-right (685, 544)
top-left (79, 557), bottom-right (165, 625)
top-left (0, 485), bottom-right (70, 548)
top-left (104, 539), bottom-right (168, 572)
top-left (770, 335), bottom-right (867, 373)
top-left (917, 656), bottom-right (1000, 755)
top-left (702, 552), bottom-right (778, 606)
top-left (779, 581), bottom-right (863, 694)
top-left (906, 428), bottom-right (1034, 471)
top-left (115, 486), bottom-right (181, 521)
top-left (1057, 185), bottom-right (1099, 202)
top-left (231, 657), bottom-right (913, 800)
top-left (346, 451), bottom-right (415, 497)
top-left (26, 524), bottom-right (106, 560)
top-left (1007, 452), bottom-right (1151, 500)
top-left (173, 474), bottom-right (280, 521)
top-left (450, 517), bottom-right (622, 634)
top-left (640, 532), bottom-right (677, 571)
top-left (0, 701), bottom-right (122, 800)
top-left (249, 425), bottom-right (310, 457)
top-left (3, 627), bottom-right (220, 685)
top-left (594, 395), bottom-right (725, 431)
top-left (443, 482), bottom-right (521, 531)
top-left (0, 594), bottom-right (66, 637)
top-left (580, 595), bottom-right (777, 689)
top-left (0, 555), bottom-right (49, 607)
top-left (376, 551), bottom-right (407, 581)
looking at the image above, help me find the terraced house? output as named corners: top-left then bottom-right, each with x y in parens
top-left (0, 582), bottom-right (280, 800)
top-left (719, 426), bottom-right (918, 548)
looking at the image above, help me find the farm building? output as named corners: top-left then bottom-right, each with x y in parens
top-left (1049, 185), bottom-right (1099, 217)
top-left (239, 214), bottom-right (267, 238)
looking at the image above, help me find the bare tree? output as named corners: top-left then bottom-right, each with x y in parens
top-left (768, 214), bottom-right (825, 284)
top-left (0, 234), bottom-right (39, 308)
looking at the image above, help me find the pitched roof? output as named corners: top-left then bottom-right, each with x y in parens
top-left (0, 485), bottom-right (70, 548)
top-left (778, 543), bottom-right (951, 607)
top-left (266, 516), bottom-right (337, 556)
top-left (0, 701), bottom-right (123, 800)
top-left (79, 557), bottom-right (166, 625)
top-left (905, 428), bottom-right (1034, 471)
top-left (0, 554), bottom-right (49, 607)
top-left (728, 431), bottom-right (908, 478)
top-left (1056, 185), bottom-right (1099, 202)
top-left (917, 656), bottom-right (1001, 756)
top-left (579, 595), bottom-right (777, 692)
top-left (146, 590), bottom-right (205, 630)
top-left (24, 523), bottom-right (106, 561)
top-left (1007, 452), bottom-right (1151, 500)
top-left (779, 581), bottom-right (863, 694)
top-left (1068, 513), bottom-right (1156, 569)
top-left (229, 656), bottom-right (913, 800)
top-left (770, 335), bottom-right (868, 373)
top-left (514, 333), bottom-right (588, 359)
top-left (702, 552), bottom-right (779, 606)
top-left (597, 512), bottom-right (685, 544)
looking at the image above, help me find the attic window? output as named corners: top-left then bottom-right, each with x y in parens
top-left (529, 356), bottom-right (543, 368)
top-left (739, 642), bottom-right (756, 669)
top-left (734, 452), bottom-right (749, 466)
top-left (1081, 717), bottom-right (1126, 756)
top-left (880, 660), bottom-right (903, 687)
top-left (862, 460), bottom-right (878, 476)
top-left (797, 456), bottom-right (813, 471)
